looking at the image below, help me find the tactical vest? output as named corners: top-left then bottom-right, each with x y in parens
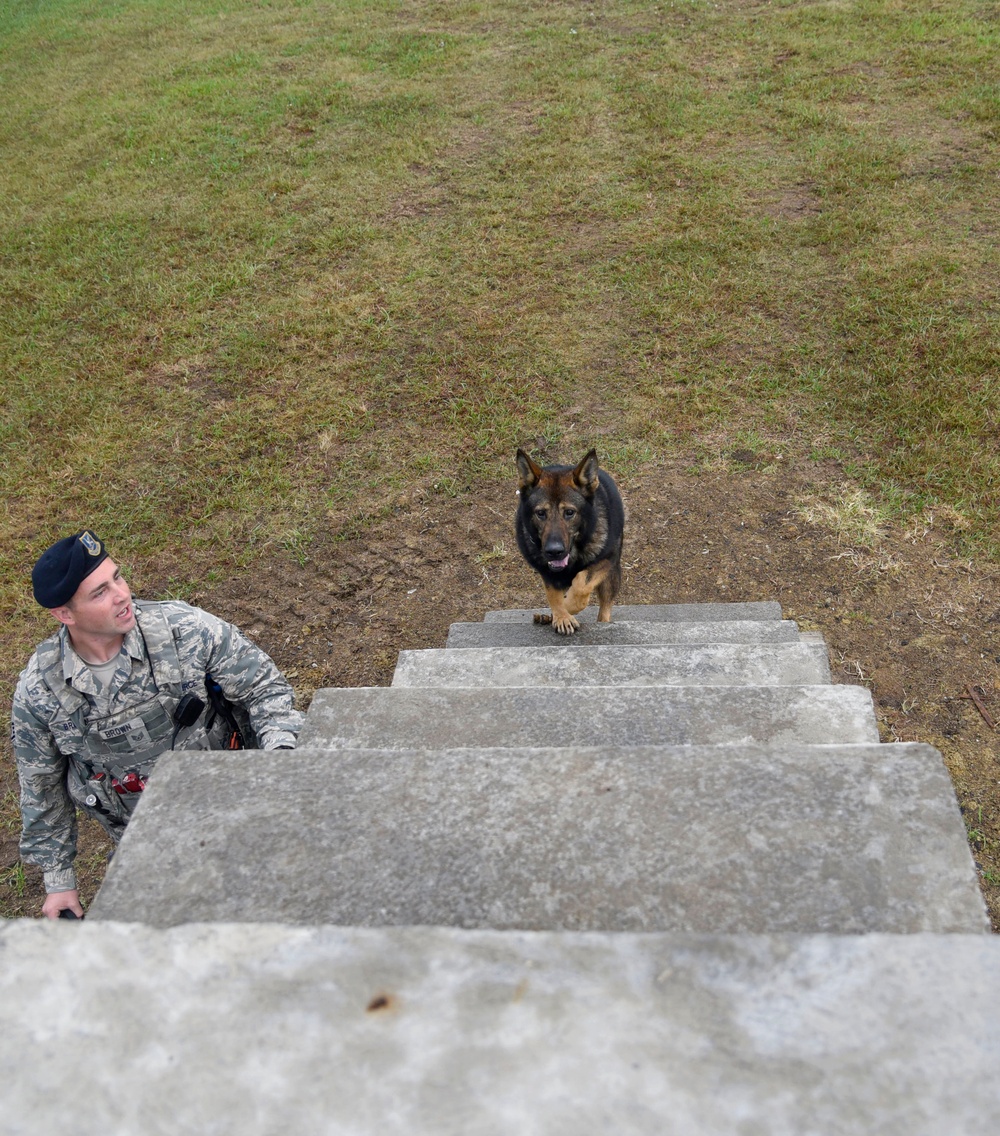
top-left (34, 603), bottom-right (230, 833)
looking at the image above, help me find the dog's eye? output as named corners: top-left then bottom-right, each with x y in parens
top-left (534, 507), bottom-right (548, 519)
top-left (563, 508), bottom-right (576, 519)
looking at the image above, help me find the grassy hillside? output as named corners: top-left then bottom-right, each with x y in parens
top-left (2, 0), bottom-right (999, 912)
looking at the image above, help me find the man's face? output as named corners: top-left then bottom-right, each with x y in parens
top-left (55, 558), bottom-right (136, 639)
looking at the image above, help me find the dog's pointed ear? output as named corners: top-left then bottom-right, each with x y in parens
top-left (573, 449), bottom-right (601, 496)
top-left (516, 449), bottom-right (543, 491)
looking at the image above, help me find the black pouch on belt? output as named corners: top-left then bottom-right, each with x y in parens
top-left (205, 674), bottom-right (245, 750)
top-left (171, 691), bottom-right (206, 748)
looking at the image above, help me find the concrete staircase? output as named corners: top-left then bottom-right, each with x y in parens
top-left (3, 602), bottom-right (998, 1134)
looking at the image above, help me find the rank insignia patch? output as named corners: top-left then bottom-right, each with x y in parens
top-left (79, 531), bottom-right (103, 557)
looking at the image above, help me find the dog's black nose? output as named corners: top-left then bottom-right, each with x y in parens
top-left (544, 539), bottom-right (565, 556)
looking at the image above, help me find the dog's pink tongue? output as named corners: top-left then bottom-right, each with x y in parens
top-left (548, 556), bottom-right (570, 570)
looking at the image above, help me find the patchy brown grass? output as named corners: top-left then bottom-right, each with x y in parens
top-left (2, 0), bottom-right (999, 919)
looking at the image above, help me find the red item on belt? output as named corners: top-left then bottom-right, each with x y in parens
top-left (113, 772), bottom-right (146, 794)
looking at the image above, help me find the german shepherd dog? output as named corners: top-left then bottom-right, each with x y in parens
top-left (515, 449), bottom-right (625, 634)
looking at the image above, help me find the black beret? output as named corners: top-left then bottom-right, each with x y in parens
top-left (32, 531), bottom-right (108, 608)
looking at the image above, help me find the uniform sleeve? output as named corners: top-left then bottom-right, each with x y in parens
top-left (192, 610), bottom-right (305, 749)
top-left (11, 678), bottom-right (79, 889)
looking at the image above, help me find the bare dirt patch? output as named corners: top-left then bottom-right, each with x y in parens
top-left (5, 455), bottom-right (999, 926)
top-left (762, 184), bottom-right (823, 221)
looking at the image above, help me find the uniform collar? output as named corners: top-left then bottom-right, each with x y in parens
top-left (59, 623), bottom-right (140, 694)
top-left (123, 623), bottom-right (146, 662)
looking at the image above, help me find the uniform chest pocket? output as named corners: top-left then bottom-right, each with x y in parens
top-left (88, 698), bottom-right (174, 758)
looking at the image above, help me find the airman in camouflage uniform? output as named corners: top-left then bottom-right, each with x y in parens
top-left (12, 530), bottom-right (304, 918)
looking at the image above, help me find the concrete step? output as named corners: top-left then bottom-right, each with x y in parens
top-left (297, 684), bottom-right (878, 750)
top-left (484, 601), bottom-right (784, 623)
top-left (446, 618), bottom-right (803, 649)
top-left (392, 642), bottom-right (832, 688)
top-left (88, 743), bottom-right (985, 933)
top-left (3, 923), bottom-right (997, 1135)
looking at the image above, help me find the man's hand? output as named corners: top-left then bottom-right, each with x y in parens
top-left (42, 889), bottom-right (84, 920)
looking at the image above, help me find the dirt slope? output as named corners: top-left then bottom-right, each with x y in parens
top-left (5, 457), bottom-right (999, 926)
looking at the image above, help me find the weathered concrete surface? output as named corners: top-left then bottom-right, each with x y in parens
top-left (392, 642), bottom-right (831, 688)
top-left (446, 619), bottom-right (802, 648)
top-left (88, 744), bottom-right (984, 932)
top-left (296, 684), bottom-right (878, 750)
top-left (2, 922), bottom-right (999, 1136)
top-left (484, 601), bottom-right (784, 623)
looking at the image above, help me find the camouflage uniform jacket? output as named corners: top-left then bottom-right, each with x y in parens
top-left (12, 599), bottom-right (304, 893)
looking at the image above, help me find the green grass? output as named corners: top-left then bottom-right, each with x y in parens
top-left (1, 0), bottom-right (999, 896)
top-left (3, 2), bottom-right (997, 575)
top-left (0, 0), bottom-right (995, 551)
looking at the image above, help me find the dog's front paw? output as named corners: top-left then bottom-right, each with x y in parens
top-left (552, 613), bottom-right (580, 635)
top-left (533, 612), bottom-right (553, 625)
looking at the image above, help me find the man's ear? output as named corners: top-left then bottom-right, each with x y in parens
top-left (516, 449), bottom-right (543, 492)
top-left (50, 605), bottom-right (74, 628)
